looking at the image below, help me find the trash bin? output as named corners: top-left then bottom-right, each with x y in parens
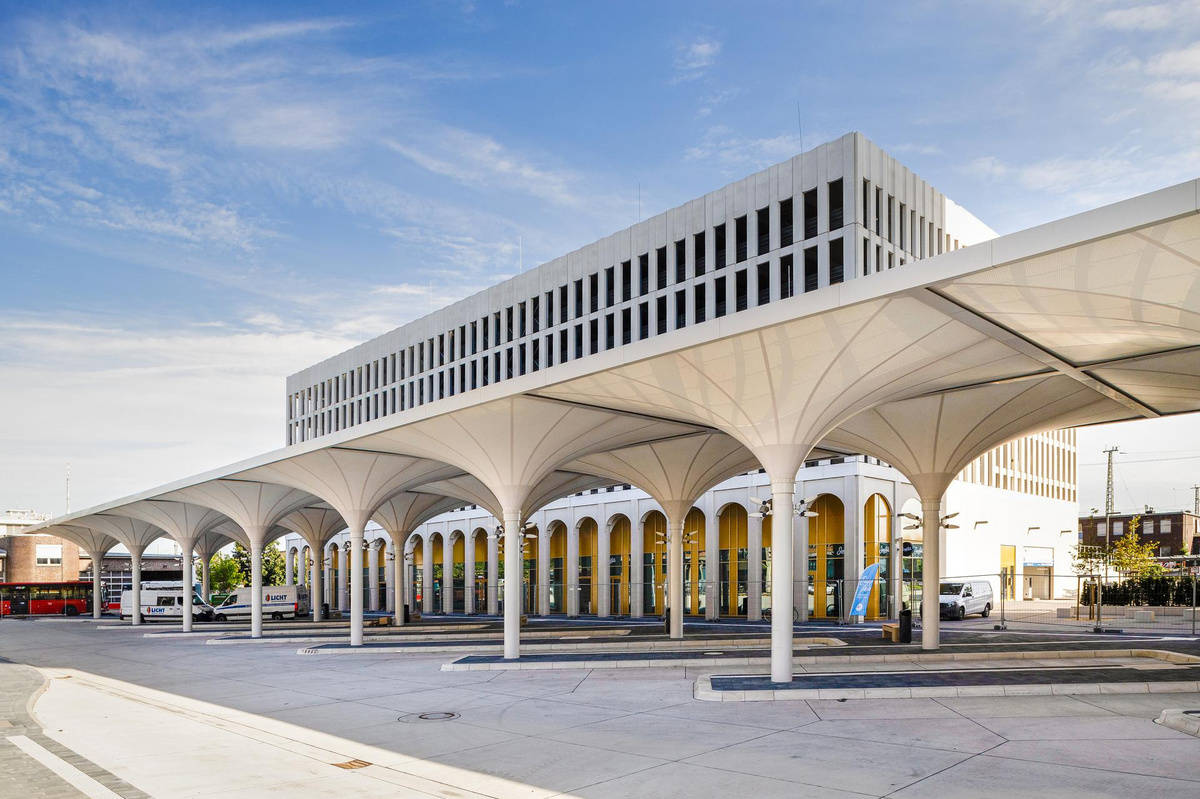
top-left (320, 602), bottom-right (329, 620)
top-left (898, 608), bottom-right (912, 644)
top-left (403, 604), bottom-right (410, 624)
top-left (663, 607), bottom-right (671, 634)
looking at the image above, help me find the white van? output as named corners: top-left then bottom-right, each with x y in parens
top-left (120, 588), bottom-right (215, 622)
top-left (938, 580), bottom-right (994, 620)
top-left (213, 585), bottom-right (309, 621)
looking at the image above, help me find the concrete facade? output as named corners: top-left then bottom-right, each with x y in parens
top-left (285, 132), bottom-right (995, 445)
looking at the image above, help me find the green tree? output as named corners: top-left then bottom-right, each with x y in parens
top-left (1071, 543), bottom-right (1106, 575)
top-left (1109, 517), bottom-right (1160, 578)
top-left (231, 542), bottom-right (287, 586)
top-left (207, 553), bottom-right (245, 595)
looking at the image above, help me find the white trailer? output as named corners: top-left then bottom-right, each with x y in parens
top-left (120, 587), bottom-right (215, 622)
top-left (213, 585), bottom-right (310, 621)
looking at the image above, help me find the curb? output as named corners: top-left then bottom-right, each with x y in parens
top-left (691, 648), bottom-right (1200, 701)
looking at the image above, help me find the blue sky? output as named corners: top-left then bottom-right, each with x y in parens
top-left (2, 0), bottom-right (1200, 515)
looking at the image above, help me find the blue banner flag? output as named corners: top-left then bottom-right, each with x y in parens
top-left (849, 563), bottom-right (880, 617)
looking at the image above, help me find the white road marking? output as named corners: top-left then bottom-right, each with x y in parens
top-left (6, 734), bottom-right (123, 799)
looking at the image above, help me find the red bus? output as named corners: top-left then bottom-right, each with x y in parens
top-left (0, 581), bottom-right (92, 616)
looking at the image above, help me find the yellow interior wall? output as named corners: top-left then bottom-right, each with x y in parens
top-left (643, 511), bottom-right (666, 612)
top-left (578, 517), bottom-right (598, 611)
top-left (809, 494), bottom-right (845, 619)
top-left (863, 493), bottom-right (891, 620)
top-left (718, 504), bottom-right (748, 615)
top-left (608, 516), bottom-right (631, 614)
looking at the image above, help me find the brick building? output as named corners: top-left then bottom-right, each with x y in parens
top-left (1078, 510), bottom-right (1200, 557)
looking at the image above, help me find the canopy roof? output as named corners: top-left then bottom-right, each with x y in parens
top-left (26, 179), bottom-right (1200, 540)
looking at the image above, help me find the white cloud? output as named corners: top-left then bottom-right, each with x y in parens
top-left (684, 127), bottom-right (822, 174)
top-left (384, 126), bottom-right (582, 207)
top-left (1100, 4), bottom-right (1176, 30)
top-left (672, 36), bottom-right (721, 83)
top-left (228, 104), bottom-right (348, 150)
top-left (0, 314), bottom-right (361, 513)
top-left (1147, 41), bottom-right (1200, 76)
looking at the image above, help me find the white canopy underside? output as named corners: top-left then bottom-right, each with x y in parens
top-left (34, 179), bottom-right (1200, 550)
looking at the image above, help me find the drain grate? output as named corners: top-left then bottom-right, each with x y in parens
top-left (331, 759), bottom-right (371, 770)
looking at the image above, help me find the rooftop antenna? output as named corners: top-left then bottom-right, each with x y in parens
top-left (637, 182), bottom-right (641, 223)
top-left (65, 462), bottom-right (70, 514)
top-left (796, 101), bottom-right (804, 153)
top-left (519, 235), bottom-right (523, 273)
top-left (1193, 484), bottom-right (1199, 516)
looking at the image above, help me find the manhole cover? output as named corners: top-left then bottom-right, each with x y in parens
top-left (399, 711), bottom-right (460, 722)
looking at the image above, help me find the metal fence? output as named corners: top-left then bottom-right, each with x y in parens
top-left (932, 571), bottom-right (1200, 635)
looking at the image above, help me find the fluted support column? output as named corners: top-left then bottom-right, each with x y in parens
top-left (770, 479), bottom-right (795, 683)
top-left (180, 541), bottom-right (195, 633)
top-left (89, 550), bottom-right (104, 619)
top-left (349, 525), bottom-right (365, 646)
top-left (323, 549), bottom-right (332, 607)
top-left (921, 496), bottom-right (942, 651)
top-left (368, 543), bottom-right (380, 612)
top-left (464, 534), bottom-right (476, 615)
top-left (384, 545), bottom-right (394, 613)
top-left (130, 547), bottom-right (144, 626)
top-left (250, 540), bottom-right (264, 638)
top-left (668, 515), bottom-right (684, 639)
top-left (310, 547), bottom-right (323, 622)
top-left (747, 511), bottom-right (764, 621)
top-left (503, 509), bottom-right (522, 660)
top-left (284, 548), bottom-right (294, 586)
top-left (486, 531), bottom-right (499, 615)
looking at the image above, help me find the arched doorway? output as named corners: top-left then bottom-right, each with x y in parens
top-left (451, 532), bottom-right (465, 612)
top-left (718, 503), bottom-right (748, 616)
top-left (548, 522), bottom-right (566, 612)
top-left (864, 493), bottom-right (893, 620)
top-left (608, 515), bottom-right (631, 615)
top-left (808, 494), bottom-right (845, 620)
top-left (642, 511), bottom-right (666, 614)
top-left (410, 537), bottom-right (423, 612)
top-left (683, 507), bottom-right (706, 616)
top-left (577, 517), bottom-right (597, 614)
top-left (472, 529), bottom-right (488, 612)
top-left (430, 533), bottom-right (444, 613)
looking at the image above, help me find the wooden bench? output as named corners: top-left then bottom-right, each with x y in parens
top-left (881, 623), bottom-right (900, 642)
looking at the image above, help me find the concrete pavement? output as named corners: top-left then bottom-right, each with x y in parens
top-left (2, 618), bottom-right (1200, 798)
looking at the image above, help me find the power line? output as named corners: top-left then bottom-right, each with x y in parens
top-left (1079, 454), bottom-right (1200, 465)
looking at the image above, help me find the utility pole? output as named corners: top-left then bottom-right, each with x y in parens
top-left (1097, 446), bottom-right (1119, 632)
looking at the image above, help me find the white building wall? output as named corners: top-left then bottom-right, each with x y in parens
top-left (284, 132), bottom-right (995, 445)
top-left (282, 440), bottom-right (1078, 615)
